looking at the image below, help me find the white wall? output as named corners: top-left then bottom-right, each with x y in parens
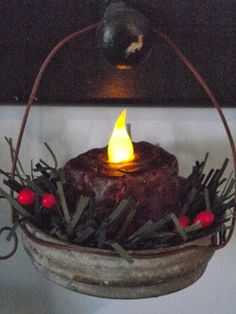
top-left (0, 105), bottom-right (236, 314)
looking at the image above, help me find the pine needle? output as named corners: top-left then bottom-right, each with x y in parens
top-left (56, 181), bottom-right (71, 225)
top-left (0, 186), bottom-right (31, 218)
top-left (111, 243), bottom-right (134, 265)
top-left (44, 142), bottom-right (58, 169)
top-left (71, 196), bottom-right (90, 229)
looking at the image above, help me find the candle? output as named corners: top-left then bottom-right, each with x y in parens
top-left (64, 110), bottom-right (181, 236)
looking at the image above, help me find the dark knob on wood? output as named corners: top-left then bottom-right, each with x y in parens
top-left (96, 1), bottom-right (152, 70)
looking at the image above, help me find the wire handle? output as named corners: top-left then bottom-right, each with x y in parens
top-left (152, 28), bottom-right (236, 249)
top-left (10, 23), bottom-right (100, 221)
top-left (0, 227), bottom-right (18, 260)
top-left (9, 23), bottom-right (235, 251)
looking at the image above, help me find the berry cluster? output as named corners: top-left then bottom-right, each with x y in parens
top-left (17, 189), bottom-right (56, 209)
top-left (176, 211), bottom-right (215, 230)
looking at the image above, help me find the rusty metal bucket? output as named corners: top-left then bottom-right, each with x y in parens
top-left (22, 221), bottom-right (215, 299)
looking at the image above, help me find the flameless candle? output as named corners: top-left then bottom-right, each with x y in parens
top-left (64, 110), bottom-right (181, 236)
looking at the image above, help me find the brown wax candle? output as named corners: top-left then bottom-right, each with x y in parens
top-left (64, 141), bottom-right (180, 235)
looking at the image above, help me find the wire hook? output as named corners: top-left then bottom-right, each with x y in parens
top-left (0, 226), bottom-right (18, 260)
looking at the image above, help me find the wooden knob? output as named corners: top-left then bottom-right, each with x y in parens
top-left (96, 1), bottom-right (152, 69)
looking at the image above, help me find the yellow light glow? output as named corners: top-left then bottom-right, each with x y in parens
top-left (108, 109), bottom-right (134, 163)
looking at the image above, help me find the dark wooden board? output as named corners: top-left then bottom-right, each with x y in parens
top-left (0, 0), bottom-right (235, 106)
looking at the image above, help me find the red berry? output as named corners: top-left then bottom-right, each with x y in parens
top-left (193, 211), bottom-right (215, 228)
top-left (17, 189), bottom-right (35, 206)
top-left (42, 193), bottom-right (56, 209)
top-left (178, 216), bottom-right (190, 228)
top-left (174, 216), bottom-right (190, 231)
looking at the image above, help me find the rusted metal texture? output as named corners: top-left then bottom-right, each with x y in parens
top-left (22, 222), bottom-right (215, 299)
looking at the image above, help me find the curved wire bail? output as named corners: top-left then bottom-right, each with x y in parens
top-left (152, 28), bottom-right (236, 249)
top-left (10, 22), bottom-right (100, 222)
top-left (8, 20), bottom-right (235, 252)
top-left (0, 226), bottom-right (18, 260)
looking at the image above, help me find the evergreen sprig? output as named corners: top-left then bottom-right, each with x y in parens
top-left (0, 141), bottom-right (235, 264)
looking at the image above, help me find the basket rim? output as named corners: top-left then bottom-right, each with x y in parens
top-left (21, 220), bottom-right (215, 259)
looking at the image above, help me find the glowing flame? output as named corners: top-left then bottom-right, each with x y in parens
top-left (108, 109), bottom-right (134, 163)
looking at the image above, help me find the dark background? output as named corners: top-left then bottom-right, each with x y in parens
top-left (0, 0), bottom-right (235, 106)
